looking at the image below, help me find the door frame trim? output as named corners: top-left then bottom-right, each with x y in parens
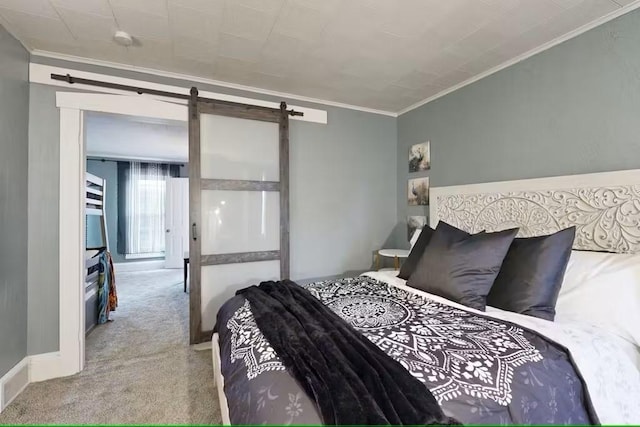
top-left (54, 92), bottom-right (186, 381)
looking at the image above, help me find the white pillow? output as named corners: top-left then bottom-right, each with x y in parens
top-left (555, 250), bottom-right (640, 347)
top-left (409, 228), bottom-right (422, 249)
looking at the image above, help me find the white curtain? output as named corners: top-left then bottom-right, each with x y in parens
top-left (125, 162), bottom-right (170, 254)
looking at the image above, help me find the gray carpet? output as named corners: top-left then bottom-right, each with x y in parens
top-left (0, 269), bottom-right (222, 424)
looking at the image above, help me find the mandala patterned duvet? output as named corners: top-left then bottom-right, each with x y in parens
top-left (216, 276), bottom-right (597, 425)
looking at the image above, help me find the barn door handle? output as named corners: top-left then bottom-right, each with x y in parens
top-left (191, 223), bottom-right (198, 241)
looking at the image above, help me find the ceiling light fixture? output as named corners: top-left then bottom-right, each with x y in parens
top-left (113, 30), bottom-right (133, 47)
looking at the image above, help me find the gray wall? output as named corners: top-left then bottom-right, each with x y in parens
top-left (0, 25), bottom-right (29, 376)
top-left (28, 57), bottom-right (397, 353)
top-left (288, 108), bottom-right (397, 279)
top-left (396, 8), bottom-right (640, 248)
top-left (27, 84), bottom-right (61, 354)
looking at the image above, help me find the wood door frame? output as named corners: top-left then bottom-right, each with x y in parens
top-left (188, 90), bottom-right (291, 344)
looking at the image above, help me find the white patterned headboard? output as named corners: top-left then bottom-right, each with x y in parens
top-left (430, 169), bottom-right (640, 254)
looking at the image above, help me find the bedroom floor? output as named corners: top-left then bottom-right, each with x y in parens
top-left (0, 269), bottom-right (222, 424)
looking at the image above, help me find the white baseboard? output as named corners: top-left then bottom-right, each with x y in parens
top-left (0, 357), bottom-right (29, 412)
top-left (29, 352), bottom-right (69, 383)
top-left (0, 351), bottom-right (80, 413)
top-left (124, 252), bottom-right (164, 260)
top-left (114, 259), bottom-right (165, 272)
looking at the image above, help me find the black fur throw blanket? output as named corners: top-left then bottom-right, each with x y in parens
top-left (237, 280), bottom-right (461, 425)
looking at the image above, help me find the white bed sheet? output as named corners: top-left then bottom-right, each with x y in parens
top-left (364, 270), bottom-right (640, 425)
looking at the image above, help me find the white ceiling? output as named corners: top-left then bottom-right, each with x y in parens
top-left (85, 112), bottom-right (188, 162)
top-left (0, 0), bottom-right (636, 112)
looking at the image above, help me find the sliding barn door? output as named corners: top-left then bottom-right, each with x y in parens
top-left (188, 90), bottom-right (290, 344)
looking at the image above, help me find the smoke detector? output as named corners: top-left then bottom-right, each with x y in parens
top-left (113, 30), bottom-right (133, 47)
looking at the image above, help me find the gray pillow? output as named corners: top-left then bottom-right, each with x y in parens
top-left (399, 226), bottom-right (489, 280)
top-left (486, 227), bottom-right (576, 321)
top-left (407, 222), bottom-right (518, 311)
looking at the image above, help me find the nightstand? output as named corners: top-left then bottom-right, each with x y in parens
top-left (376, 249), bottom-right (410, 270)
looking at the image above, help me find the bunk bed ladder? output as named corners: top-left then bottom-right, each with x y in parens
top-left (85, 172), bottom-right (108, 334)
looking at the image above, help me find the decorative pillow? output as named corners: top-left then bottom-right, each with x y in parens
top-left (398, 224), bottom-right (478, 280)
top-left (407, 222), bottom-right (518, 311)
top-left (486, 227), bottom-right (576, 321)
top-left (397, 226), bottom-right (435, 280)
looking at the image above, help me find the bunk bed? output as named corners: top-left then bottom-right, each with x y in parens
top-left (85, 172), bottom-right (108, 334)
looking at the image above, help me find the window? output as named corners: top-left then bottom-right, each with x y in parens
top-left (118, 162), bottom-right (178, 257)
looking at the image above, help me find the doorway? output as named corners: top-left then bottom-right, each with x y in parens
top-left (54, 91), bottom-right (295, 379)
top-left (82, 111), bottom-right (189, 345)
top-left (51, 93), bottom-right (187, 380)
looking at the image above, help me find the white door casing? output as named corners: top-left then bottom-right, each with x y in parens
top-left (41, 92), bottom-right (187, 382)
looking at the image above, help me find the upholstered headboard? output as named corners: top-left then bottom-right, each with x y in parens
top-left (429, 169), bottom-right (640, 254)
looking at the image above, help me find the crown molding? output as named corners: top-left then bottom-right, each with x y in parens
top-left (397, 0), bottom-right (640, 116)
top-left (30, 50), bottom-right (398, 118)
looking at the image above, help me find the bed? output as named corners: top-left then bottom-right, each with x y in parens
top-left (85, 172), bottom-right (108, 334)
top-left (212, 169), bottom-right (640, 425)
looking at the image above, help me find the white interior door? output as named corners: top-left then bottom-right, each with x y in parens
top-left (165, 177), bottom-right (189, 269)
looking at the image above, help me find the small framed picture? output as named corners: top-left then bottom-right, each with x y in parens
top-left (409, 141), bottom-right (430, 172)
top-left (408, 177), bottom-right (429, 206)
top-left (407, 216), bottom-right (427, 241)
